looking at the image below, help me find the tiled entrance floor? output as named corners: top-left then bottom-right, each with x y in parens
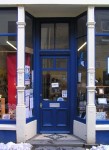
top-left (27, 134), bottom-right (86, 150)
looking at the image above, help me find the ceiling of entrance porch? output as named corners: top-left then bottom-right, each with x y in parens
top-left (25, 4), bottom-right (87, 17)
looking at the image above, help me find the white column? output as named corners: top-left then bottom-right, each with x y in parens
top-left (16, 6), bottom-right (26, 143)
top-left (86, 6), bottom-right (96, 144)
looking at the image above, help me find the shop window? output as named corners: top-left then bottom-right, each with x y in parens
top-left (95, 10), bottom-right (109, 34)
top-left (77, 14), bottom-right (87, 37)
top-left (77, 13), bottom-right (87, 118)
top-left (0, 36), bottom-right (17, 120)
top-left (41, 23), bottom-right (69, 50)
top-left (25, 14), bottom-right (34, 119)
top-left (95, 36), bottom-right (109, 120)
top-left (77, 37), bottom-right (87, 118)
top-left (0, 10), bottom-right (17, 33)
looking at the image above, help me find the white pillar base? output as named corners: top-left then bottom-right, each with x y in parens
top-left (86, 105), bottom-right (96, 144)
top-left (16, 105), bottom-right (26, 143)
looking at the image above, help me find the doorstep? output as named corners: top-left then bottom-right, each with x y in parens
top-left (27, 134), bottom-right (86, 149)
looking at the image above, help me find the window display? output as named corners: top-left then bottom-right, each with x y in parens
top-left (77, 37), bottom-right (87, 118)
top-left (95, 28), bottom-right (109, 120)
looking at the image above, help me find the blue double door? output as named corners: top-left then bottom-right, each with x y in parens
top-left (40, 56), bottom-right (70, 133)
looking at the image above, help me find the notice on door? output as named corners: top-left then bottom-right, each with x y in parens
top-left (51, 83), bottom-right (59, 88)
top-left (62, 90), bottom-right (67, 98)
top-left (49, 103), bottom-right (60, 108)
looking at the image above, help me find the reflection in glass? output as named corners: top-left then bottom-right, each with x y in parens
top-left (77, 15), bottom-right (87, 37)
top-left (26, 15), bottom-right (33, 49)
top-left (55, 23), bottom-right (69, 49)
top-left (41, 23), bottom-right (69, 50)
top-left (41, 24), bottom-right (54, 49)
top-left (0, 10), bottom-right (17, 33)
top-left (56, 58), bottom-right (67, 68)
top-left (77, 37), bottom-right (87, 117)
top-left (42, 58), bottom-right (54, 68)
top-left (42, 71), bottom-right (67, 101)
top-left (95, 10), bottom-right (109, 33)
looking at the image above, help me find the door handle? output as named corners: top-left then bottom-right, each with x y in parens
top-left (40, 103), bottom-right (42, 108)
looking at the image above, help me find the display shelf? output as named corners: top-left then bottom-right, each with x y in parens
top-left (0, 98), bottom-right (5, 118)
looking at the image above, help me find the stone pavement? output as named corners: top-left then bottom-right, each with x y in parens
top-left (27, 134), bottom-right (88, 150)
top-left (32, 146), bottom-right (86, 150)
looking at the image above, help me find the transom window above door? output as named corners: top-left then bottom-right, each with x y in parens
top-left (41, 23), bottom-right (69, 50)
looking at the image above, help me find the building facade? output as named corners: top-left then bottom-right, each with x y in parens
top-left (0, 0), bottom-right (109, 144)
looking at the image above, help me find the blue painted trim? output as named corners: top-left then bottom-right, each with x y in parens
top-left (96, 131), bottom-right (109, 144)
top-left (96, 33), bottom-right (109, 36)
top-left (69, 19), bottom-right (77, 134)
top-left (75, 117), bottom-right (86, 124)
top-left (40, 50), bottom-right (70, 56)
top-left (96, 120), bottom-right (109, 124)
top-left (0, 33), bottom-right (17, 36)
top-left (26, 117), bottom-right (36, 123)
top-left (0, 119), bottom-right (16, 124)
top-left (0, 130), bottom-right (16, 143)
top-left (34, 20), bottom-right (41, 133)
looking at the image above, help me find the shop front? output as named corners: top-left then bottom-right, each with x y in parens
top-left (0, 0), bottom-right (109, 144)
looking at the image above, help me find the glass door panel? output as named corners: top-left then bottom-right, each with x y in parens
top-left (42, 71), bottom-right (67, 101)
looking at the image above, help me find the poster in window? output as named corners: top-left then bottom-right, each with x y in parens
top-left (25, 65), bottom-right (30, 85)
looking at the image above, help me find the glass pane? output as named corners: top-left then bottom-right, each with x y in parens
top-left (95, 36), bottom-right (109, 120)
top-left (0, 10), bottom-right (17, 33)
top-left (25, 15), bottom-right (34, 118)
top-left (95, 10), bottom-right (109, 33)
top-left (77, 15), bottom-right (87, 37)
top-left (0, 36), bottom-right (17, 120)
top-left (0, 36), bottom-right (17, 51)
top-left (42, 58), bottom-right (53, 68)
top-left (42, 71), bottom-right (67, 101)
top-left (55, 23), bottom-right (69, 49)
top-left (25, 15), bottom-right (33, 49)
top-left (77, 37), bottom-right (87, 118)
top-left (56, 58), bottom-right (67, 68)
top-left (41, 24), bottom-right (54, 49)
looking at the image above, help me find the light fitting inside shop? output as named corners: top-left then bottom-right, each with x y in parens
top-left (78, 42), bottom-right (87, 51)
top-left (6, 41), bottom-right (17, 50)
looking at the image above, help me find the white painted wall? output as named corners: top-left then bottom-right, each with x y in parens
top-left (0, 124), bottom-right (16, 130)
top-left (73, 120), bottom-right (87, 141)
top-left (25, 120), bottom-right (37, 141)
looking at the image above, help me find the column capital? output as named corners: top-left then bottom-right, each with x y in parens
top-left (86, 21), bottom-right (96, 28)
top-left (17, 22), bottom-right (26, 27)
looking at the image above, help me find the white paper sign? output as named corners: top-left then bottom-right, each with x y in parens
top-left (51, 83), bottom-right (59, 88)
top-left (25, 89), bottom-right (30, 96)
top-left (78, 73), bottom-right (81, 82)
top-left (108, 57), bottom-right (109, 74)
top-left (62, 90), bottom-right (67, 98)
top-left (29, 109), bottom-right (33, 117)
top-left (30, 97), bottom-right (33, 109)
top-left (25, 65), bottom-right (30, 85)
top-left (25, 96), bottom-right (30, 107)
top-left (98, 98), bottom-right (107, 104)
top-left (49, 103), bottom-right (60, 107)
top-left (26, 107), bottom-right (30, 118)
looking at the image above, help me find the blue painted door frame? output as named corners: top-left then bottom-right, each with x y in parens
top-left (34, 18), bottom-right (77, 134)
top-left (40, 56), bottom-right (70, 133)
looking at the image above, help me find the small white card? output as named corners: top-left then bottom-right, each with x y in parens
top-left (62, 90), bottom-right (67, 98)
top-left (51, 83), bottom-right (59, 88)
top-left (98, 98), bottom-right (107, 104)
